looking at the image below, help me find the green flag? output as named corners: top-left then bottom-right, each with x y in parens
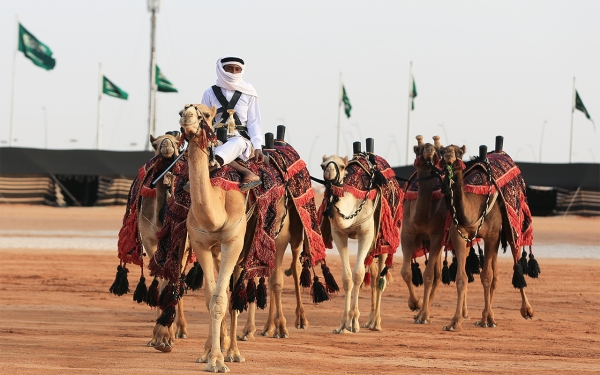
top-left (341, 85), bottom-right (352, 118)
top-left (17, 24), bottom-right (56, 70)
top-left (103, 77), bottom-right (128, 100)
top-left (156, 65), bottom-right (178, 93)
top-left (575, 91), bottom-right (593, 126)
top-left (411, 77), bottom-right (417, 110)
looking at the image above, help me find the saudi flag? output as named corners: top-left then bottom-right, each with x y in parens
top-left (411, 77), bottom-right (417, 110)
top-left (156, 65), bottom-right (177, 93)
top-left (103, 77), bottom-right (128, 100)
top-left (342, 85), bottom-right (352, 118)
top-left (18, 24), bottom-right (56, 70)
top-left (575, 91), bottom-right (594, 127)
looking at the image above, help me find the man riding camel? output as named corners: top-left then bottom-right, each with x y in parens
top-left (201, 55), bottom-right (264, 192)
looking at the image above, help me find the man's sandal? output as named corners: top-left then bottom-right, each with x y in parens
top-left (239, 179), bottom-right (262, 193)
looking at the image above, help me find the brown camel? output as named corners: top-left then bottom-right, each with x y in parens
top-left (440, 145), bottom-right (534, 331)
top-left (321, 155), bottom-right (388, 333)
top-left (179, 103), bottom-right (248, 372)
top-left (400, 135), bottom-right (448, 324)
top-left (138, 133), bottom-right (191, 351)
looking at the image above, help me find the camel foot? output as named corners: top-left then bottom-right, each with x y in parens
top-left (196, 350), bottom-right (211, 363)
top-left (153, 343), bottom-right (173, 353)
top-left (205, 364), bottom-right (229, 373)
top-left (521, 306), bottom-right (534, 320)
top-left (224, 352), bottom-right (245, 363)
top-left (175, 333), bottom-right (187, 339)
top-left (273, 332), bottom-right (289, 339)
top-left (414, 319), bottom-right (428, 324)
top-left (237, 333), bottom-right (255, 341)
top-left (474, 321), bottom-right (497, 328)
top-left (442, 325), bottom-right (455, 331)
top-left (332, 326), bottom-right (350, 334)
top-left (295, 314), bottom-right (309, 329)
top-left (408, 298), bottom-right (423, 312)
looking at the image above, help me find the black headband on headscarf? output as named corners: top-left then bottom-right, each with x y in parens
top-left (221, 57), bottom-right (245, 65)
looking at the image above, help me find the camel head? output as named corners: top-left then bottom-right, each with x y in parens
top-left (441, 144), bottom-right (466, 167)
top-left (179, 103), bottom-right (217, 147)
top-left (413, 135), bottom-right (443, 167)
top-left (321, 155), bottom-right (349, 184)
top-left (150, 132), bottom-right (180, 160)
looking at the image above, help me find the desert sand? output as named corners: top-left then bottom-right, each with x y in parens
top-left (0, 205), bottom-right (599, 374)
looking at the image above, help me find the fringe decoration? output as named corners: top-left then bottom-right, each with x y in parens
top-left (311, 276), bottom-right (329, 303)
top-left (411, 261), bottom-right (423, 287)
top-left (512, 263), bottom-right (527, 289)
top-left (519, 248), bottom-right (529, 276)
top-left (500, 229), bottom-right (508, 253)
top-left (246, 278), bottom-right (257, 303)
top-left (527, 252), bottom-right (540, 278)
top-left (231, 270), bottom-right (248, 313)
top-left (133, 275), bottom-right (148, 303)
top-left (109, 264), bottom-right (130, 296)
top-left (156, 305), bottom-right (176, 327)
top-left (156, 283), bottom-right (178, 327)
top-left (300, 262), bottom-right (312, 288)
top-left (377, 275), bottom-right (385, 291)
top-left (321, 263), bottom-right (339, 293)
top-left (466, 245), bottom-right (480, 275)
top-left (141, 185), bottom-right (156, 197)
top-left (442, 259), bottom-right (451, 285)
top-left (449, 255), bottom-right (457, 283)
top-left (184, 261), bottom-right (203, 291)
top-left (147, 278), bottom-right (160, 307)
top-left (284, 268), bottom-right (293, 277)
top-left (467, 271), bottom-right (475, 283)
top-left (379, 265), bottom-right (389, 277)
top-left (363, 272), bottom-right (371, 287)
top-left (257, 277), bottom-right (268, 310)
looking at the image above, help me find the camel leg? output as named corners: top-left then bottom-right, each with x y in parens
top-left (514, 242), bottom-right (535, 320)
top-left (271, 238), bottom-right (289, 339)
top-left (348, 227), bottom-right (375, 333)
top-left (399, 234), bottom-right (423, 312)
top-left (196, 250), bottom-right (216, 364)
top-left (476, 238), bottom-right (499, 328)
top-left (174, 296), bottom-right (189, 338)
top-left (415, 244), bottom-right (443, 324)
top-left (365, 254), bottom-right (387, 331)
top-left (332, 230), bottom-right (352, 334)
top-left (444, 239), bottom-right (468, 332)
top-left (150, 278), bottom-right (175, 352)
top-left (361, 261), bottom-right (378, 329)
top-left (292, 234), bottom-right (308, 329)
top-left (260, 281), bottom-right (277, 337)
top-left (239, 284), bottom-right (256, 341)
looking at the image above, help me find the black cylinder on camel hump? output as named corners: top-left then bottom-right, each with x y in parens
top-left (495, 135), bottom-right (504, 152)
top-left (275, 125), bottom-right (286, 145)
top-left (366, 138), bottom-right (374, 153)
top-left (479, 145), bottom-right (488, 161)
top-left (353, 141), bottom-right (361, 155)
top-left (264, 132), bottom-right (274, 150)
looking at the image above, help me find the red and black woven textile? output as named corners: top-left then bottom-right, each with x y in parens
top-left (317, 155), bottom-right (403, 266)
top-left (117, 155), bottom-right (165, 267)
top-left (443, 152), bottom-right (533, 259)
top-left (404, 155), bottom-right (446, 201)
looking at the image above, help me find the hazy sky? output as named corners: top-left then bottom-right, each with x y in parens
top-left (1, 0), bottom-right (598, 173)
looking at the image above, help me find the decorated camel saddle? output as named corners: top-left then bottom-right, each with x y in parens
top-left (318, 153), bottom-right (403, 266)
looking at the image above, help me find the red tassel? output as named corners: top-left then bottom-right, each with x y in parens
top-left (363, 272), bottom-right (371, 287)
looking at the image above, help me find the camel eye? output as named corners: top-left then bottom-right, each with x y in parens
top-left (320, 164), bottom-right (326, 170)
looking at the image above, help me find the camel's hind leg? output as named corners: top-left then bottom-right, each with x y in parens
top-left (362, 261), bottom-right (378, 329)
top-left (415, 244), bottom-right (443, 324)
top-left (332, 231), bottom-right (353, 334)
top-left (174, 296), bottom-right (189, 338)
top-left (239, 282), bottom-right (257, 341)
top-left (225, 266), bottom-right (245, 363)
top-left (150, 279), bottom-right (175, 352)
top-left (292, 233), bottom-right (308, 329)
top-left (348, 227), bottom-right (375, 333)
top-left (364, 254), bottom-right (387, 331)
top-left (399, 233), bottom-right (423, 312)
top-left (444, 238), bottom-right (468, 332)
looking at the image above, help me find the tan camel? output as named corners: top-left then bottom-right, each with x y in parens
top-left (179, 103), bottom-right (248, 373)
top-left (401, 135), bottom-right (448, 324)
top-left (321, 155), bottom-right (388, 333)
top-left (138, 133), bottom-right (191, 351)
top-left (440, 145), bottom-right (534, 331)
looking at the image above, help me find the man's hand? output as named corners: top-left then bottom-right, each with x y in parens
top-left (254, 149), bottom-right (265, 163)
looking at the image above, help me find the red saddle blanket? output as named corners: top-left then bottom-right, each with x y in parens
top-left (148, 143), bottom-right (326, 283)
top-left (443, 152), bottom-right (533, 258)
top-left (317, 155), bottom-right (403, 266)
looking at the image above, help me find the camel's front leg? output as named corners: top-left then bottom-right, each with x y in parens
top-left (476, 239), bottom-right (499, 328)
top-left (174, 296), bottom-right (189, 339)
top-left (348, 227), bottom-right (375, 333)
top-left (364, 254), bottom-right (387, 331)
top-left (444, 238), bottom-right (468, 332)
top-left (361, 261), bottom-right (378, 329)
top-left (415, 245), bottom-right (443, 324)
top-left (196, 250), bottom-right (216, 364)
top-left (239, 297), bottom-right (256, 341)
top-left (332, 230), bottom-right (353, 334)
top-left (150, 279), bottom-right (175, 352)
top-left (260, 281), bottom-right (277, 337)
top-left (291, 229), bottom-right (307, 329)
top-left (400, 234), bottom-right (423, 312)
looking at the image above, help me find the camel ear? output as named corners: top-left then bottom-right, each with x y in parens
top-left (178, 109), bottom-right (184, 116)
top-left (413, 145), bottom-right (419, 155)
top-left (460, 145), bottom-right (466, 157)
top-left (210, 105), bottom-right (217, 119)
top-left (322, 154), bottom-right (328, 162)
top-left (343, 156), bottom-right (349, 165)
top-left (150, 135), bottom-right (156, 144)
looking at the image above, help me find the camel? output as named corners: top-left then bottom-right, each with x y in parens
top-left (179, 103), bottom-right (250, 372)
top-left (321, 155), bottom-right (388, 333)
top-left (138, 132), bottom-right (191, 351)
top-left (440, 145), bottom-right (534, 331)
top-left (400, 135), bottom-right (448, 324)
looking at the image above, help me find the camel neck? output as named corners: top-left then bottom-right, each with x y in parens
top-left (450, 167), bottom-right (473, 225)
top-left (413, 167), bottom-right (437, 224)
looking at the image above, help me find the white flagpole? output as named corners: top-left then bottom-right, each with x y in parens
top-left (150, 51), bottom-right (157, 140)
top-left (9, 15), bottom-right (19, 147)
top-left (336, 72), bottom-right (342, 156)
top-left (405, 61), bottom-right (413, 165)
top-left (569, 77), bottom-right (576, 163)
top-left (97, 63), bottom-right (103, 150)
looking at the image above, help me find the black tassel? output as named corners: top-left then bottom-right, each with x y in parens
top-left (449, 255), bottom-right (457, 282)
top-left (147, 278), bottom-right (160, 307)
top-left (284, 268), bottom-right (293, 277)
top-left (519, 249), bottom-right (529, 276)
top-left (256, 277), bottom-right (267, 309)
top-left (442, 259), bottom-right (451, 285)
top-left (411, 262), bottom-right (423, 287)
top-left (466, 246), bottom-right (480, 275)
top-left (478, 243), bottom-right (484, 269)
top-left (321, 263), bottom-right (339, 293)
top-left (311, 276), bottom-right (329, 303)
top-left (512, 263), bottom-right (527, 289)
top-left (246, 278), bottom-right (257, 303)
top-left (229, 274), bottom-right (234, 292)
top-left (527, 253), bottom-right (541, 278)
top-left (467, 271), bottom-right (475, 283)
top-left (500, 230), bottom-right (508, 253)
top-left (379, 266), bottom-right (389, 277)
top-left (133, 275), bottom-right (148, 303)
top-left (156, 305), bottom-right (176, 327)
top-left (185, 261), bottom-right (203, 291)
top-left (158, 283), bottom-right (174, 307)
top-left (109, 264), bottom-right (130, 296)
top-left (178, 281), bottom-right (185, 298)
top-left (230, 271), bottom-right (248, 313)
top-left (300, 263), bottom-right (312, 288)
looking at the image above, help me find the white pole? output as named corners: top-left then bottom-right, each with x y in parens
top-left (569, 77), bottom-right (576, 163)
top-left (97, 63), bottom-right (103, 150)
top-left (150, 51), bottom-right (157, 140)
top-left (147, 1), bottom-right (159, 151)
top-left (9, 15), bottom-right (19, 147)
top-left (336, 72), bottom-right (342, 156)
top-left (405, 61), bottom-right (413, 165)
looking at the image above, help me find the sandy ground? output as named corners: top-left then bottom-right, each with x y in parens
top-left (0, 205), bottom-right (599, 374)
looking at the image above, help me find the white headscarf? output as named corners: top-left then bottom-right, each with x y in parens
top-left (215, 55), bottom-right (258, 97)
